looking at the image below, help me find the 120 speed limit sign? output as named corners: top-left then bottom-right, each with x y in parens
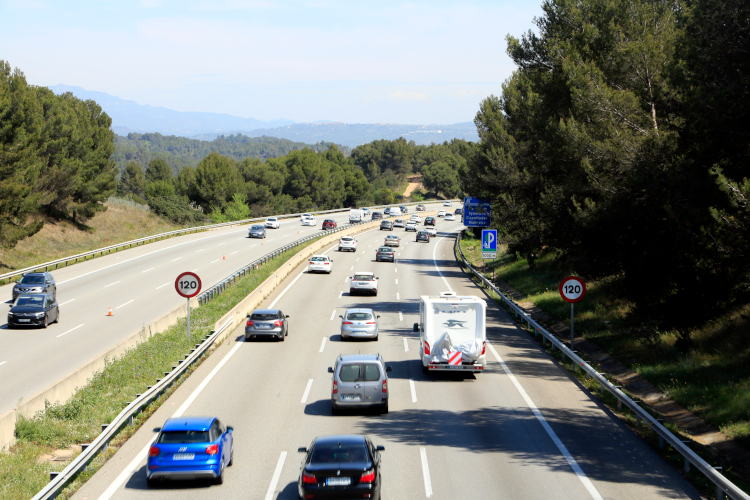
top-left (175, 272), bottom-right (202, 298)
top-left (559, 276), bottom-right (586, 303)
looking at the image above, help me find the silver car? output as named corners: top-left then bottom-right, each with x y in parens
top-left (248, 224), bottom-right (266, 238)
top-left (339, 308), bottom-right (380, 340)
top-left (245, 309), bottom-right (289, 341)
top-left (328, 353), bottom-right (392, 414)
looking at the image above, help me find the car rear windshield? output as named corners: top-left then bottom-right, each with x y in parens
top-left (311, 257), bottom-right (327, 262)
top-left (347, 312), bottom-right (373, 321)
top-left (325, 219), bottom-right (334, 223)
top-left (20, 275), bottom-right (45, 284)
top-left (339, 363), bottom-right (361, 382)
top-left (341, 237), bottom-right (353, 242)
top-left (353, 274), bottom-right (373, 281)
top-left (251, 313), bottom-right (277, 320)
top-left (15, 296), bottom-right (44, 307)
top-left (364, 364), bottom-right (381, 381)
top-left (378, 247), bottom-right (392, 252)
top-left (157, 430), bottom-right (210, 444)
top-left (310, 443), bottom-right (369, 463)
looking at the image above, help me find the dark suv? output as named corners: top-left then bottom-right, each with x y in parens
top-left (12, 272), bottom-right (56, 301)
top-left (8, 293), bottom-right (59, 328)
top-left (379, 220), bottom-right (393, 231)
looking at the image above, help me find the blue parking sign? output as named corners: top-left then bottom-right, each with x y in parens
top-left (481, 229), bottom-right (497, 259)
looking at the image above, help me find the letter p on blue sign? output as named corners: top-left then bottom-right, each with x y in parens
top-left (481, 229), bottom-right (497, 259)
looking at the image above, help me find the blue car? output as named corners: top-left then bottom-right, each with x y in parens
top-left (147, 416), bottom-right (234, 486)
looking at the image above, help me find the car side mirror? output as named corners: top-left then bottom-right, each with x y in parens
top-left (285, 315), bottom-right (290, 318)
top-left (226, 426), bottom-right (234, 432)
top-left (376, 277), bottom-right (379, 280)
top-left (328, 367), bottom-right (334, 373)
top-left (413, 323), bottom-right (419, 332)
top-left (377, 315), bottom-right (381, 319)
top-left (386, 366), bottom-right (392, 373)
top-left (338, 315), bottom-right (343, 319)
top-left (376, 445), bottom-right (385, 451)
top-left (298, 447), bottom-right (308, 453)
top-left (153, 427), bottom-right (161, 433)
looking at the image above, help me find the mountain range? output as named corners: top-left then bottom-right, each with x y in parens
top-left (50, 85), bottom-right (478, 147)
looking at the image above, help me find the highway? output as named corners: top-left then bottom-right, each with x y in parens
top-left (0, 204), bottom-right (443, 415)
top-left (72, 219), bottom-right (700, 500)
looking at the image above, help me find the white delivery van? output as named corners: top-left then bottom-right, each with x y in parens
top-left (413, 292), bottom-right (487, 373)
top-left (349, 209), bottom-right (363, 223)
top-left (389, 207), bottom-right (402, 217)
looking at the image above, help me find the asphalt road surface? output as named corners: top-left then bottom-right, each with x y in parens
top-left (0, 204), bottom-right (444, 415)
top-left (72, 219), bottom-right (700, 500)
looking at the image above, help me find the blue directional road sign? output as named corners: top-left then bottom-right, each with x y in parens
top-left (481, 229), bottom-right (497, 259)
top-left (463, 196), bottom-right (492, 227)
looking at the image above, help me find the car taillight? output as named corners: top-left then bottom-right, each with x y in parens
top-left (343, 321), bottom-right (353, 325)
top-left (333, 380), bottom-right (338, 394)
top-left (481, 341), bottom-right (486, 355)
top-left (149, 446), bottom-right (160, 457)
top-left (303, 471), bottom-right (317, 484)
top-left (206, 444), bottom-right (219, 455)
top-left (247, 320), bottom-right (254, 326)
top-left (424, 341), bottom-right (430, 355)
top-left (366, 321), bottom-right (376, 325)
top-left (360, 469), bottom-right (376, 483)
top-left (324, 262), bottom-right (329, 265)
top-left (274, 320), bottom-right (282, 327)
top-left (382, 380), bottom-right (387, 393)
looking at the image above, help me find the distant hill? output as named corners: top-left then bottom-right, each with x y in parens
top-left (50, 85), bottom-right (479, 147)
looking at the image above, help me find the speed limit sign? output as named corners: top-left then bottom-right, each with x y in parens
top-left (559, 276), bottom-right (586, 303)
top-left (175, 271), bottom-right (202, 298)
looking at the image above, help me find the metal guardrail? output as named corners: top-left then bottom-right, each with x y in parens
top-left (455, 230), bottom-right (748, 500)
top-left (0, 200), bottom-right (453, 285)
top-left (32, 318), bottom-right (234, 500)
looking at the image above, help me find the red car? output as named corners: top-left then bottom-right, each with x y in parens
top-left (322, 219), bottom-right (337, 229)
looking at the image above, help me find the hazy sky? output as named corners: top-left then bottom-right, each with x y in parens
top-left (1, 0), bottom-right (543, 124)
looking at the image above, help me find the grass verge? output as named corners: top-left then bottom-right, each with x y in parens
top-left (0, 238), bottom-right (316, 500)
top-left (458, 232), bottom-right (750, 495)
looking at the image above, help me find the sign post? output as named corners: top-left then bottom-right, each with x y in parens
top-left (481, 229), bottom-right (498, 282)
top-left (175, 272), bottom-right (202, 341)
top-left (558, 276), bottom-right (586, 350)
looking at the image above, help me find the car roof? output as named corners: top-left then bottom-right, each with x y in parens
top-left (313, 434), bottom-right (367, 447)
top-left (251, 309), bottom-right (281, 315)
top-left (345, 308), bottom-right (375, 314)
top-left (162, 416), bottom-right (215, 432)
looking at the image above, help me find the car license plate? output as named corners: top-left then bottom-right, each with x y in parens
top-left (18, 319), bottom-right (30, 323)
top-left (326, 477), bottom-right (351, 486)
top-left (173, 453), bottom-right (195, 460)
top-left (258, 323), bottom-right (271, 329)
top-left (358, 282), bottom-right (369, 285)
top-left (351, 331), bottom-right (366, 334)
top-left (448, 365), bottom-right (465, 370)
top-left (341, 395), bottom-right (361, 401)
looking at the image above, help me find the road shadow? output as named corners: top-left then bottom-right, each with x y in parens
top-left (124, 464), bottom-right (216, 491)
top-left (276, 481), bottom-right (299, 500)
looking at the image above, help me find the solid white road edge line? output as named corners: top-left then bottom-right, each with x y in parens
top-left (330, 309), bottom-right (336, 321)
top-left (410, 379), bottom-right (417, 403)
top-left (420, 447), bottom-right (433, 498)
top-left (196, 249), bottom-right (205, 253)
top-left (320, 337), bottom-right (327, 352)
top-left (171, 257), bottom-right (181, 261)
top-left (403, 338), bottom-right (409, 352)
top-left (269, 271), bottom-right (305, 309)
top-left (265, 451), bottom-right (288, 500)
top-left (116, 300), bottom-right (134, 309)
top-left (99, 340), bottom-right (244, 500)
top-left (487, 342), bottom-right (604, 500)
top-left (155, 282), bottom-right (170, 290)
top-left (301, 379), bottom-right (313, 404)
top-left (57, 324), bottom-right (84, 338)
top-left (104, 281), bottom-right (120, 288)
top-left (141, 267), bottom-right (155, 273)
top-left (59, 299), bottom-right (75, 306)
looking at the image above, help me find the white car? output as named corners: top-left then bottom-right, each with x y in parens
top-left (425, 227), bottom-right (437, 237)
top-left (301, 213), bottom-right (313, 219)
top-left (363, 207), bottom-right (371, 215)
top-left (265, 217), bottom-right (280, 229)
top-left (308, 255), bottom-right (333, 274)
top-left (393, 218), bottom-right (405, 228)
top-left (301, 216), bottom-right (316, 226)
top-left (445, 213), bottom-right (456, 221)
top-left (437, 210), bottom-right (447, 217)
top-left (410, 215), bottom-right (421, 223)
top-left (338, 236), bottom-right (357, 252)
top-left (349, 272), bottom-right (379, 296)
top-left (405, 222), bottom-right (417, 232)
top-left (443, 201), bottom-right (452, 207)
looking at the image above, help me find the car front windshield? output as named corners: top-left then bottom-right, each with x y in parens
top-left (20, 276), bottom-right (45, 284)
top-left (267, 218), bottom-right (276, 222)
top-left (310, 443), bottom-right (369, 463)
top-left (157, 430), bottom-right (210, 444)
top-left (15, 296), bottom-right (44, 307)
top-left (353, 274), bottom-right (372, 281)
top-left (252, 225), bottom-right (264, 230)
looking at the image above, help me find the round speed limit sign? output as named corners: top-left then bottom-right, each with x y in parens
top-left (559, 276), bottom-right (586, 303)
top-left (175, 271), bottom-right (202, 298)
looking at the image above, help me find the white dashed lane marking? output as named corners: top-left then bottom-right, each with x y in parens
top-left (104, 281), bottom-right (120, 288)
top-left (156, 282), bottom-right (170, 290)
top-left (57, 324), bottom-right (84, 338)
top-left (116, 300), bottom-right (134, 309)
top-left (319, 338), bottom-right (327, 352)
top-left (142, 267), bottom-right (155, 273)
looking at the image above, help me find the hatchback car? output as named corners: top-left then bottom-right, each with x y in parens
top-left (445, 213), bottom-right (456, 221)
top-left (147, 416), bottom-right (233, 486)
top-left (8, 293), bottom-right (59, 328)
top-left (264, 217), bottom-right (280, 229)
top-left (245, 309), bottom-right (289, 341)
top-left (301, 213), bottom-right (313, 219)
top-left (454, 207), bottom-right (463, 215)
top-left (328, 354), bottom-right (392, 413)
top-left (362, 207), bottom-right (371, 215)
top-left (379, 220), bottom-right (393, 231)
top-left (248, 224), bottom-right (266, 238)
top-left (309, 255), bottom-right (333, 273)
top-left (12, 272), bottom-right (56, 301)
top-left (383, 208), bottom-right (391, 216)
top-left (416, 204), bottom-right (426, 211)
top-left (399, 206), bottom-right (408, 214)
top-left (371, 211), bottom-right (383, 220)
top-left (437, 210), bottom-right (447, 217)
top-left (338, 236), bottom-right (357, 252)
top-left (392, 218), bottom-right (405, 228)
top-left (416, 230), bottom-right (430, 243)
top-left (340, 308), bottom-right (380, 341)
top-left (425, 217), bottom-right (436, 226)
top-left (410, 214), bottom-right (421, 223)
top-left (384, 235), bottom-right (400, 247)
top-left (405, 222), bottom-right (417, 232)
top-left (350, 272), bottom-right (379, 296)
top-left (302, 216), bottom-right (317, 226)
top-left (443, 200), bottom-right (452, 207)
top-left (322, 219), bottom-right (337, 230)
top-left (425, 227), bottom-right (437, 237)
top-left (297, 435), bottom-right (384, 499)
top-left (375, 246), bottom-right (395, 262)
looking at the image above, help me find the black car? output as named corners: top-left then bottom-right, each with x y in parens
top-left (372, 212), bottom-right (383, 220)
top-left (379, 220), bottom-right (393, 231)
top-left (425, 217), bottom-right (436, 226)
top-left (416, 231), bottom-right (430, 242)
top-left (399, 205), bottom-right (408, 214)
top-left (298, 435), bottom-right (384, 500)
top-left (8, 293), bottom-right (59, 328)
top-left (245, 309), bottom-right (289, 341)
top-left (12, 272), bottom-right (56, 301)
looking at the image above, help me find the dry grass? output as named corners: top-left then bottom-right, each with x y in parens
top-left (0, 204), bottom-right (182, 272)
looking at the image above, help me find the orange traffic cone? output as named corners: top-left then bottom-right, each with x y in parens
top-left (261, 241), bottom-right (264, 245)
top-left (297, 230), bottom-right (300, 234)
top-left (223, 255), bottom-right (226, 260)
top-left (107, 307), bottom-right (113, 316)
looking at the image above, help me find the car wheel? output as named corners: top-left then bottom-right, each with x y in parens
top-left (381, 401), bottom-right (389, 414)
top-left (332, 403), bottom-right (340, 416)
top-left (146, 476), bottom-right (158, 488)
top-left (42, 314), bottom-right (48, 329)
top-left (7, 324), bottom-right (14, 330)
top-left (54, 309), bottom-right (60, 323)
top-left (228, 444), bottom-right (234, 466)
top-left (245, 335), bottom-right (251, 342)
top-left (374, 335), bottom-right (379, 341)
top-left (215, 459), bottom-right (225, 484)
top-left (422, 365), bottom-right (429, 374)
top-left (374, 290), bottom-right (378, 296)
top-left (279, 331), bottom-right (285, 342)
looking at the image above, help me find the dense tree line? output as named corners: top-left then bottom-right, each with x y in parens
top-left (0, 60), bottom-right (117, 252)
top-left (461, 0), bottom-right (750, 333)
